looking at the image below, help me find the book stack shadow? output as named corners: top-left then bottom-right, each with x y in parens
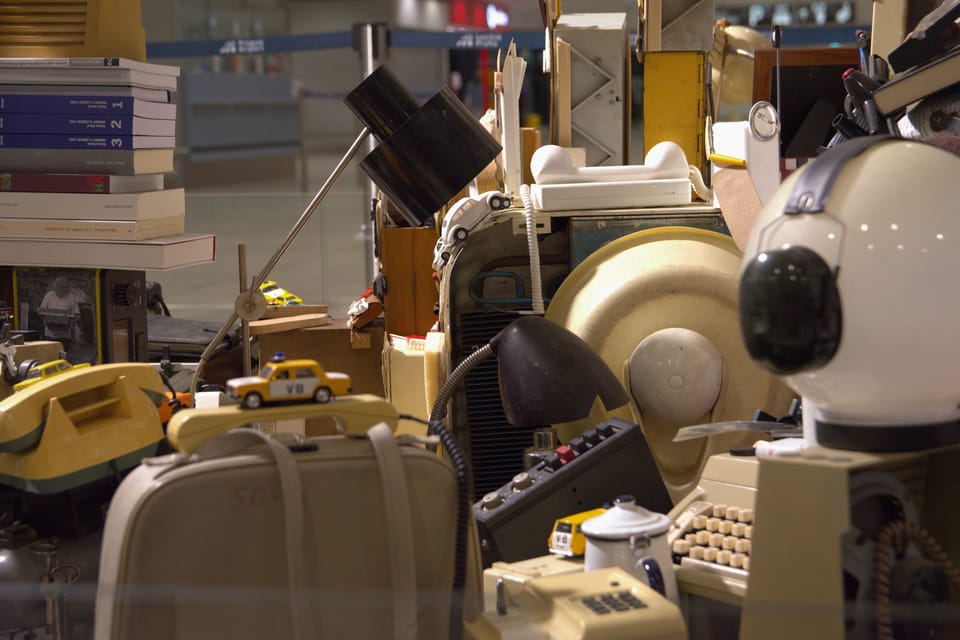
top-left (0, 57), bottom-right (215, 270)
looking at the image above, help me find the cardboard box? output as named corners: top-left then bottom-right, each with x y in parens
top-left (382, 335), bottom-right (428, 434)
top-left (256, 319), bottom-right (385, 436)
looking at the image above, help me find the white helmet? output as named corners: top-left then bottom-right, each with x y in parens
top-left (739, 137), bottom-right (960, 451)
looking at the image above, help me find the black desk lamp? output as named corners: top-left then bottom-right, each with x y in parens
top-left (428, 315), bottom-right (630, 634)
top-left (189, 64), bottom-right (500, 396)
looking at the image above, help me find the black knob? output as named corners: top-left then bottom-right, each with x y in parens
top-left (113, 281), bottom-right (142, 306)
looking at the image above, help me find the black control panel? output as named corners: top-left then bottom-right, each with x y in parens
top-left (473, 418), bottom-right (671, 567)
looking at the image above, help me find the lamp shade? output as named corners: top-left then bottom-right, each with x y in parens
top-left (359, 87), bottom-right (501, 226)
top-left (490, 316), bottom-right (629, 427)
top-left (344, 65), bottom-right (502, 227)
top-left (343, 65), bottom-right (421, 141)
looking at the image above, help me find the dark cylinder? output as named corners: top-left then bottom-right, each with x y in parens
top-left (359, 87), bottom-right (501, 227)
top-left (343, 64), bottom-right (421, 141)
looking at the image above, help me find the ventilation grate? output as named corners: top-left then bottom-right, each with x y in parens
top-left (458, 311), bottom-right (539, 497)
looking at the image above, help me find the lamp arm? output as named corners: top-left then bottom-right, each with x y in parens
top-left (188, 126), bottom-right (372, 399)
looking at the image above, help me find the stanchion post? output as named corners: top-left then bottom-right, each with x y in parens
top-left (353, 22), bottom-right (390, 284)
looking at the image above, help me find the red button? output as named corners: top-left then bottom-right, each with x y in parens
top-left (556, 445), bottom-right (576, 464)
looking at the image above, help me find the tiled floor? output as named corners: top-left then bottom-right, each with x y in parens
top-left (148, 151), bottom-right (373, 324)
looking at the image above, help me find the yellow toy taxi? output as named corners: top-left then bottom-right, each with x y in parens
top-left (226, 353), bottom-right (352, 409)
top-left (548, 507), bottom-right (608, 557)
top-left (258, 280), bottom-right (303, 306)
top-left (13, 359), bottom-right (91, 392)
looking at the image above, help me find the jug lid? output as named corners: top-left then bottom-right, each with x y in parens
top-left (580, 495), bottom-right (672, 540)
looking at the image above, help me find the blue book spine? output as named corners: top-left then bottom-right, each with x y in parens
top-left (0, 113), bottom-right (141, 135)
top-left (0, 95), bottom-right (138, 114)
top-left (0, 133), bottom-right (144, 150)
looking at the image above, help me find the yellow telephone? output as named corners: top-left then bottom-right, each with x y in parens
top-left (165, 394), bottom-right (401, 453)
top-left (0, 363), bottom-right (165, 493)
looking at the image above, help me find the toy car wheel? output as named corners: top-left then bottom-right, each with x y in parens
top-left (454, 228), bottom-right (469, 242)
top-left (243, 392), bottom-right (263, 409)
top-left (491, 195), bottom-right (509, 210)
top-left (314, 387), bottom-right (332, 403)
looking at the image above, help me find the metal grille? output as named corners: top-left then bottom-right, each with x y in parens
top-left (0, 1), bottom-right (88, 46)
top-left (457, 311), bottom-right (539, 497)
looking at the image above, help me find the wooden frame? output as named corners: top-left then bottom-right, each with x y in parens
top-left (752, 46), bottom-right (861, 104)
top-left (752, 46), bottom-right (860, 158)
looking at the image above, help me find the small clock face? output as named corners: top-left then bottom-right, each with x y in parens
top-left (749, 101), bottom-right (780, 141)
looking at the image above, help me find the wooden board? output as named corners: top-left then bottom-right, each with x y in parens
top-left (248, 313), bottom-right (329, 336)
top-left (261, 304), bottom-right (329, 319)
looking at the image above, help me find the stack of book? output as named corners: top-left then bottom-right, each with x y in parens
top-left (0, 57), bottom-right (215, 271)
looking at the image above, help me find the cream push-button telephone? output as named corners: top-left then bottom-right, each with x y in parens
top-left (468, 567), bottom-right (687, 639)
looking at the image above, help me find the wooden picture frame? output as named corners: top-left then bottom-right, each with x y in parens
top-left (752, 46), bottom-right (860, 158)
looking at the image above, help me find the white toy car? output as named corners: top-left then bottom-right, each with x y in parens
top-left (432, 191), bottom-right (511, 271)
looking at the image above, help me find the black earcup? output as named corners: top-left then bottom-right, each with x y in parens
top-left (739, 246), bottom-right (842, 375)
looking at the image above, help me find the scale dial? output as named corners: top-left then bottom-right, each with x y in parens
top-left (749, 100), bottom-right (781, 141)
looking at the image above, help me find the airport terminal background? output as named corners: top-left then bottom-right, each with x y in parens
top-left (140, 0), bottom-right (872, 324)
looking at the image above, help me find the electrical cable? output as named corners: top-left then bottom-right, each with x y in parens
top-left (874, 518), bottom-right (960, 640)
top-left (428, 343), bottom-right (493, 640)
top-left (688, 165), bottom-right (712, 202)
top-left (518, 185), bottom-right (545, 315)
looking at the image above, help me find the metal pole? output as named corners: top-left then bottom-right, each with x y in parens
top-left (237, 244), bottom-right (251, 377)
top-left (354, 22), bottom-right (390, 283)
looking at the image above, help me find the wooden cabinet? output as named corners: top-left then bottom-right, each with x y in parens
top-left (379, 226), bottom-right (438, 337)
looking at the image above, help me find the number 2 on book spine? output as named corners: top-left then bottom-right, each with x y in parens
top-left (111, 119), bottom-right (121, 129)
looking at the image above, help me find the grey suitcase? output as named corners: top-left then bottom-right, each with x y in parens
top-left (94, 424), bottom-right (459, 640)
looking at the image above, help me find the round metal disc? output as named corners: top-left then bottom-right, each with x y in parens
top-left (234, 289), bottom-right (267, 321)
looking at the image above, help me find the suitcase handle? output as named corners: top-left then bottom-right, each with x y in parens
top-left (165, 394), bottom-right (400, 453)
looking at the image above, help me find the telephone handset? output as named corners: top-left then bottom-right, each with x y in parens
top-left (530, 142), bottom-right (690, 185)
top-left (468, 567), bottom-right (688, 640)
top-left (527, 142), bottom-right (695, 211)
top-left (165, 394), bottom-right (400, 453)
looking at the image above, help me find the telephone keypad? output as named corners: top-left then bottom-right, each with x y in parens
top-left (579, 590), bottom-right (649, 615)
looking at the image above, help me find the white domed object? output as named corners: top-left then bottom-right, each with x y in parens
top-left (628, 328), bottom-right (723, 424)
top-left (740, 138), bottom-right (960, 447)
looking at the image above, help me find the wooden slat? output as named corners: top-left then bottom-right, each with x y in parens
top-left (248, 313), bottom-right (330, 336)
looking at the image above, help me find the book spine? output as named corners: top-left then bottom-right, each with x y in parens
top-left (0, 114), bottom-right (156, 135)
top-left (0, 216), bottom-right (184, 240)
top-left (0, 147), bottom-right (169, 176)
top-left (0, 233), bottom-right (215, 270)
top-left (0, 95), bottom-right (137, 114)
top-left (0, 57), bottom-right (125, 69)
top-left (0, 189), bottom-right (184, 221)
top-left (1, 173), bottom-right (114, 193)
top-left (0, 134), bottom-right (167, 150)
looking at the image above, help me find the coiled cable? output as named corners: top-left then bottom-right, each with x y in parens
top-left (874, 519), bottom-right (960, 640)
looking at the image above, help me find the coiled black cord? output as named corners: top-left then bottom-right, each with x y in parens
top-left (428, 343), bottom-right (493, 640)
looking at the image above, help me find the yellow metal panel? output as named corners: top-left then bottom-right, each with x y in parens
top-left (643, 51), bottom-right (706, 175)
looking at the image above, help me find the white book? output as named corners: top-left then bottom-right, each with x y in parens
top-left (0, 233), bottom-right (216, 270)
top-left (0, 57), bottom-right (180, 76)
top-left (0, 214), bottom-right (184, 240)
top-left (0, 58), bottom-right (180, 91)
top-left (0, 188), bottom-right (185, 221)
